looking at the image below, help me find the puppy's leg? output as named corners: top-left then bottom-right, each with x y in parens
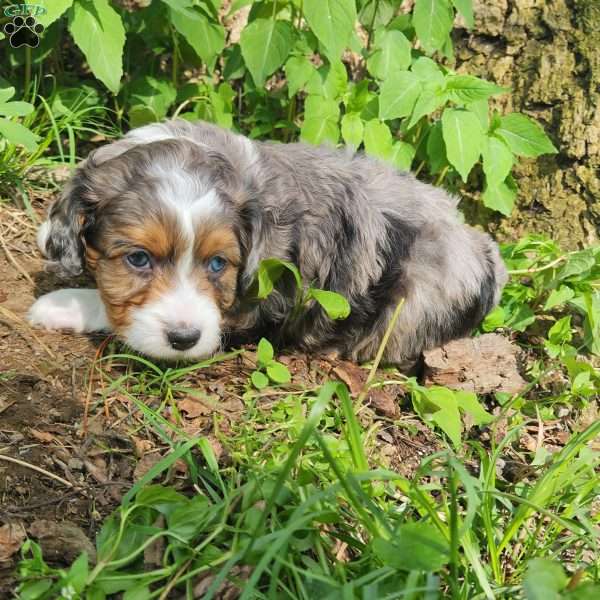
top-left (28, 289), bottom-right (111, 333)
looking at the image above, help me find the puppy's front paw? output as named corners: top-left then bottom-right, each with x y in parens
top-left (28, 289), bottom-right (110, 333)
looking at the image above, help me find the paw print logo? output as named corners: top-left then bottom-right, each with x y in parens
top-left (4, 16), bottom-right (44, 49)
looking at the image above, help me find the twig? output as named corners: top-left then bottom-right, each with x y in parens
top-left (0, 453), bottom-right (73, 488)
top-left (507, 253), bottom-right (576, 276)
top-left (0, 305), bottom-right (56, 359)
top-left (82, 335), bottom-right (114, 437)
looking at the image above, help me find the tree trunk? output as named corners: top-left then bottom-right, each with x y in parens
top-left (453, 0), bottom-right (599, 249)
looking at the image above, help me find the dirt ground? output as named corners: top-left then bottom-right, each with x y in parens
top-left (0, 201), bottom-right (439, 595)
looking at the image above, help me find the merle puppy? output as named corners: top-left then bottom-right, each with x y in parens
top-left (29, 119), bottom-right (507, 368)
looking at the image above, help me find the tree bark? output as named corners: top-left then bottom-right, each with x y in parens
top-left (453, 0), bottom-right (600, 249)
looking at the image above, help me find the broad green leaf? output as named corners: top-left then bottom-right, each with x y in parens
top-left (0, 87), bottom-right (15, 104)
top-left (167, 495), bottom-right (210, 541)
top-left (426, 121), bottom-right (448, 173)
top-left (467, 98), bottom-right (490, 128)
top-left (255, 258), bottom-right (303, 298)
top-left (66, 552), bottom-right (88, 593)
top-left (481, 135), bottom-right (513, 185)
top-left (0, 101), bottom-right (34, 117)
top-left (451, 0), bottom-right (474, 28)
top-left (445, 74), bottom-right (506, 103)
top-left (413, 0), bottom-right (453, 53)
top-left (407, 87), bottom-right (447, 129)
top-left (367, 29), bottom-right (412, 80)
top-left (267, 361), bottom-right (291, 383)
top-left (257, 338), bottom-right (275, 365)
top-left (240, 19), bottom-right (294, 87)
top-left (482, 305), bottom-right (505, 331)
top-left (378, 71), bottom-right (421, 120)
top-left (322, 61), bottom-right (348, 100)
top-left (68, 0), bottom-right (125, 93)
top-left (301, 95), bottom-right (340, 145)
top-left (455, 391), bottom-right (493, 426)
top-left (506, 304), bottom-right (536, 331)
top-left (482, 180), bottom-right (516, 216)
top-left (35, 0), bottom-right (73, 27)
top-left (373, 522), bottom-right (449, 571)
top-left (557, 249), bottom-right (596, 280)
top-left (309, 289), bottom-right (351, 320)
top-left (0, 118), bottom-right (39, 151)
top-left (136, 485), bottom-right (188, 515)
top-left (425, 386), bottom-right (463, 447)
top-left (303, 0), bottom-right (356, 61)
top-left (495, 113), bottom-right (557, 157)
top-left (284, 55), bottom-right (315, 97)
top-left (390, 141), bottom-right (415, 171)
top-left (544, 285), bottom-right (575, 310)
top-left (441, 108), bottom-right (483, 182)
top-left (547, 316), bottom-right (572, 345)
top-left (251, 371), bottom-right (269, 389)
top-left (341, 112), bottom-right (364, 148)
top-left (412, 56), bottom-right (445, 86)
top-left (363, 119), bottom-right (393, 160)
top-left (164, 1), bottom-right (225, 70)
top-left (345, 80), bottom-right (372, 113)
top-left (127, 76), bottom-right (176, 126)
top-left (523, 558), bottom-right (567, 600)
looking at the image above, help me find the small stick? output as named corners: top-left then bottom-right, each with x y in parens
top-left (0, 454), bottom-right (73, 488)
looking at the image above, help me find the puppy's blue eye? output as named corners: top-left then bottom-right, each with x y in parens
top-left (208, 256), bottom-right (227, 273)
top-left (126, 250), bottom-right (151, 269)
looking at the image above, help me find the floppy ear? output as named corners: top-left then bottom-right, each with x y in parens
top-left (37, 171), bottom-right (96, 276)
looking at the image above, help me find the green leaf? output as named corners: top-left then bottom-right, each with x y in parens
top-left (407, 87), bottom-right (447, 129)
top-left (255, 258), bottom-right (302, 299)
top-left (240, 19), bottom-right (294, 87)
top-left (0, 118), bottom-right (39, 151)
top-left (455, 391), bottom-right (493, 426)
top-left (127, 76), bottom-right (176, 126)
top-left (506, 304), bottom-right (536, 332)
top-left (341, 112), bottom-right (364, 149)
top-left (35, 0), bottom-right (74, 27)
top-left (0, 101), bottom-right (34, 117)
top-left (167, 495), bottom-right (210, 541)
top-left (367, 29), bottom-right (412, 80)
top-left (548, 316), bottom-right (572, 345)
top-left (68, 0), bottom-right (125, 94)
top-left (251, 370), bottom-right (269, 389)
top-left (309, 289), bottom-right (351, 320)
top-left (495, 113), bottom-right (558, 157)
top-left (441, 108), bottom-right (483, 182)
top-left (390, 141), bottom-right (415, 171)
top-left (426, 121), bottom-right (448, 173)
top-left (0, 87), bottom-right (15, 104)
top-left (267, 361), bottom-right (291, 383)
top-left (363, 119), bottom-right (393, 160)
top-left (303, 0), bottom-right (357, 61)
top-left (163, 1), bottom-right (225, 69)
top-left (284, 55), bottom-right (315, 97)
top-left (301, 95), bottom-right (340, 145)
top-left (378, 71), bottom-right (421, 120)
top-left (413, 0), bottom-right (454, 53)
top-left (445, 74), bottom-right (506, 103)
top-left (482, 180), bottom-right (516, 216)
top-left (257, 338), bottom-right (275, 365)
top-left (136, 485), bottom-right (188, 515)
top-left (481, 305), bottom-right (505, 331)
top-left (425, 387), bottom-right (463, 447)
top-left (373, 522), bottom-right (449, 571)
top-left (557, 249), bottom-right (596, 280)
top-left (66, 552), bottom-right (89, 593)
top-left (451, 0), bottom-right (474, 28)
top-left (481, 135), bottom-right (514, 185)
top-left (544, 286), bottom-right (575, 310)
top-left (524, 558), bottom-right (567, 600)
top-left (412, 57), bottom-right (445, 86)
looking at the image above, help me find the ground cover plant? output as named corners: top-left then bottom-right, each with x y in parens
top-left (0, 0), bottom-right (598, 598)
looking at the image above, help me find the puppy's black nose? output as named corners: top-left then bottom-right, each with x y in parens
top-left (166, 328), bottom-right (201, 351)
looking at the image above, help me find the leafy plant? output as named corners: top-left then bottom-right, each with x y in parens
top-left (1, 0), bottom-right (558, 216)
top-left (0, 87), bottom-right (39, 151)
top-left (255, 257), bottom-right (351, 323)
top-left (251, 337), bottom-right (291, 389)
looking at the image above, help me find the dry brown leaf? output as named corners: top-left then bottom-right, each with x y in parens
top-left (29, 520), bottom-right (96, 563)
top-left (179, 396), bottom-right (213, 418)
top-left (0, 522), bottom-right (26, 562)
top-left (134, 453), bottom-right (162, 481)
top-left (29, 429), bottom-right (55, 443)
